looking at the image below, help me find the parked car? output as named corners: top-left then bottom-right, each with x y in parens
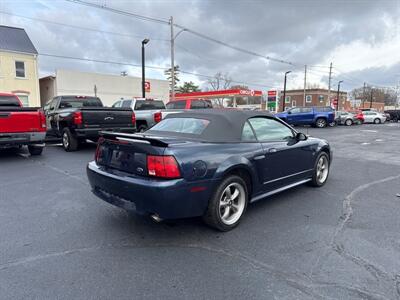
top-left (166, 99), bottom-right (213, 110)
top-left (44, 96), bottom-right (136, 151)
top-left (348, 110), bottom-right (365, 124)
top-left (87, 109), bottom-right (332, 231)
top-left (335, 111), bottom-right (357, 126)
top-left (0, 93), bottom-right (46, 155)
top-left (275, 106), bottom-right (335, 128)
top-left (384, 110), bottom-right (400, 122)
top-left (362, 111), bottom-right (387, 124)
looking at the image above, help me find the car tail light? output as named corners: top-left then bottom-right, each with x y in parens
top-left (147, 155), bottom-right (181, 179)
top-left (39, 110), bottom-right (47, 129)
top-left (73, 111), bottom-right (83, 125)
top-left (131, 111), bottom-right (136, 126)
top-left (154, 111), bottom-right (162, 123)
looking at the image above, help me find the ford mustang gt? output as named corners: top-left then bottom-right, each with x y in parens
top-left (87, 109), bottom-right (331, 231)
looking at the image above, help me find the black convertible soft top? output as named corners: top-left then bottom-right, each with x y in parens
top-left (153, 109), bottom-right (276, 142)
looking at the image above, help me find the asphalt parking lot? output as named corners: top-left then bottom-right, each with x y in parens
top-left (1, 123), bottom-right (400, 300)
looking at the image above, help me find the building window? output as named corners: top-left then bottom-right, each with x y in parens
top-left (15, 61), bottom-right (25, 78)
top-left (16, 94), bottom-right (29, 107)
top-left (285, 96), bottom-right (291, 103)
top-left (292, 100), bottom-right (296, 107)
top-left (318, 95), bottom-right (324, 102)
top-left (305, 95), bottom-right (312, 103)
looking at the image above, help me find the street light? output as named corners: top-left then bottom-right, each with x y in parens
top-left (141, 38), bottom-right (150, 98)
top-left (336, 80), bottom-right (343, 111)
top-left (282, 71), bottom-right (291, 112)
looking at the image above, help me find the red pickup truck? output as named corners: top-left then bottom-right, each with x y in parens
top-left (0, 93), bottom-right (46, 155)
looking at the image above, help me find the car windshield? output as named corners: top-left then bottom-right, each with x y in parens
top-left (59, 97), bottom-right (103, 108)
top-left (148, 117), bottom-right (210, 135)
top-left (134, 100), bottom-right (165, 110)
top-left (0, 95), bottom-right (20, 106)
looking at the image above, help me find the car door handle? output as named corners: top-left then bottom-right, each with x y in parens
top-left (268, 148), bottom-right (277, 153)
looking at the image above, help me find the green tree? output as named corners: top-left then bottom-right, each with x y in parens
top-left (164, 65), bottom-right (180, 92)
top-left (177, 81), bottom-right (201, 93)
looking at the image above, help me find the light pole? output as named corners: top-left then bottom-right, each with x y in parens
top-left (282, 71), bottom-right (291, 111)
top-left (170, 16), bottom-right (187, 102)
top-left (336, 80), bottom-right (343, 111)
top-left (141, 38), bottom-right (150, 98)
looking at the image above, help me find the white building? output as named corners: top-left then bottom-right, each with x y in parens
top-left (39, 69), bottom-right (170, 107)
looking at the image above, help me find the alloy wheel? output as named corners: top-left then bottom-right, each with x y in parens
top-left (63, 132), bottom-right (69, 148)
top-left (219, 183), bottom-right (246, 225)
top-left (316, 156), bottom-right (329, 184)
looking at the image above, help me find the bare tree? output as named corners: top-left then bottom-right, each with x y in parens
top-left (207, 72), bottom-right (232, 91)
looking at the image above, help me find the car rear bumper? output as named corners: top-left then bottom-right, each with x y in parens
top-left (75, 127), bottom-right (136, 139)
top-left (0, 132), bottom-right (46, 147)
top-left (87, 161), bottom-right (216, 219)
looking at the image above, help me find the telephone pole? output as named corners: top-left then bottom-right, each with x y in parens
top-left (170, 16), bottom-right (175, 102)
top-left (327, 62), bottom-right (332, 106)
top-left (303, 65), bottom-right (307, 106)
top-left (363, 82), bottom-right (366, 108)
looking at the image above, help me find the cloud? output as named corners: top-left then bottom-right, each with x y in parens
top-left (1, 0), bottom-right (398, 92)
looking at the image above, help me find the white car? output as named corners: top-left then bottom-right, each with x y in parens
top-left (362, 111), bottom-right (387, 124)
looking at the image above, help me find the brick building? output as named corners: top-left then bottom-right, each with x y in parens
top-left (278, 88), bottom-right (349, 111)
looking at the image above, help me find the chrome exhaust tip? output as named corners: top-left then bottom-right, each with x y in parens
top-left (150, 214), bottom-right (163, 223)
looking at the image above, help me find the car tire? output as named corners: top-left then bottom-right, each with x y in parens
top-left (345, 119), bottom-right (353, 126)
top-left (309, 152), bottom-right (330, 187)
top-left (328, 121), bottom-right (336, 127)
top-left (203, 175), bottom-right (248, 231)
top-left (373, 118), bottom-right (381, 124)
top-left (28, 145), bottom-right (43, 156)
top-left (393, 117), bottom-right (398, 122)
top-left (62, 128), bottom-right (78, 151)
top-left (315, 118), bottom-right (327, 128)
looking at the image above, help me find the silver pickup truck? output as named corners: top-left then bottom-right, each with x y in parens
top-left (111, 98), bottom-right (182, 132)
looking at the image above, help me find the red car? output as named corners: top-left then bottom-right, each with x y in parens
top-left (349, 110), bottom-right (365, 124)
top-left (166, 99), bottom-right (213, 110)
top-left (0, 93), bottom-right (46, 155)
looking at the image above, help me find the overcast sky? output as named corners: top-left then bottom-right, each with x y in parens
top-left (1, 0), bottom-right (399, 92)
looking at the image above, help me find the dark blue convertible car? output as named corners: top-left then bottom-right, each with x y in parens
top-left (87, 109), bottom-right (331, 231)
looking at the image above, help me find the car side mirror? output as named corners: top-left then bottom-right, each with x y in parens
top-left (287, 111), bottom-right (292, 114)
top-left (296, 132), bottom-right (308, 141)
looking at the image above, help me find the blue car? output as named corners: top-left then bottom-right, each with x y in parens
top-left (87, 110), bottom-right (332, 231)
top-left (275, 106), bottom-right (336, 128)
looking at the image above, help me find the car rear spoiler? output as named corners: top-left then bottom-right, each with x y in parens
top-left (99, 131), bottom-right (169, 147)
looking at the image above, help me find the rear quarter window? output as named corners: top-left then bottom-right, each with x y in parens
top-left (148, 118), bottom-right (210, 135)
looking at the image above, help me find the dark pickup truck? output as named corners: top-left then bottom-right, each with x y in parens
top-left (0, 93), bottom-right (46, 155)
top-left (384, 110), bottom-right (400, 122)
top-left (44, 96), bottom-right (136, 151)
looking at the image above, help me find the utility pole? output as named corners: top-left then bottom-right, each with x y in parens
top-left (370, 88), bottom-right (374, 108)
top-left (94, 84), bottom-right (97, 97)
top-left (327, 62), bottom-right (332, 106)
top-left (303, 65), bottom-right (307, 106)
top-left (363, 82), bottom-right (366, 108)
top-left (336, 80), bottom-right (343, 111)
top-left (170, 16), bottom-right (175, 102)
top-left (282, 71), bottom-right (291, 112)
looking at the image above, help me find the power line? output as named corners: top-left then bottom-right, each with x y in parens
top-left (64, 0), bottom-right (298, 66)
top-left (0, 10), bottom-right (169, 41)
top-left (39, 53), bottom-right (275, 89)
top-left (64, 0), bottom-right (170, 25)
